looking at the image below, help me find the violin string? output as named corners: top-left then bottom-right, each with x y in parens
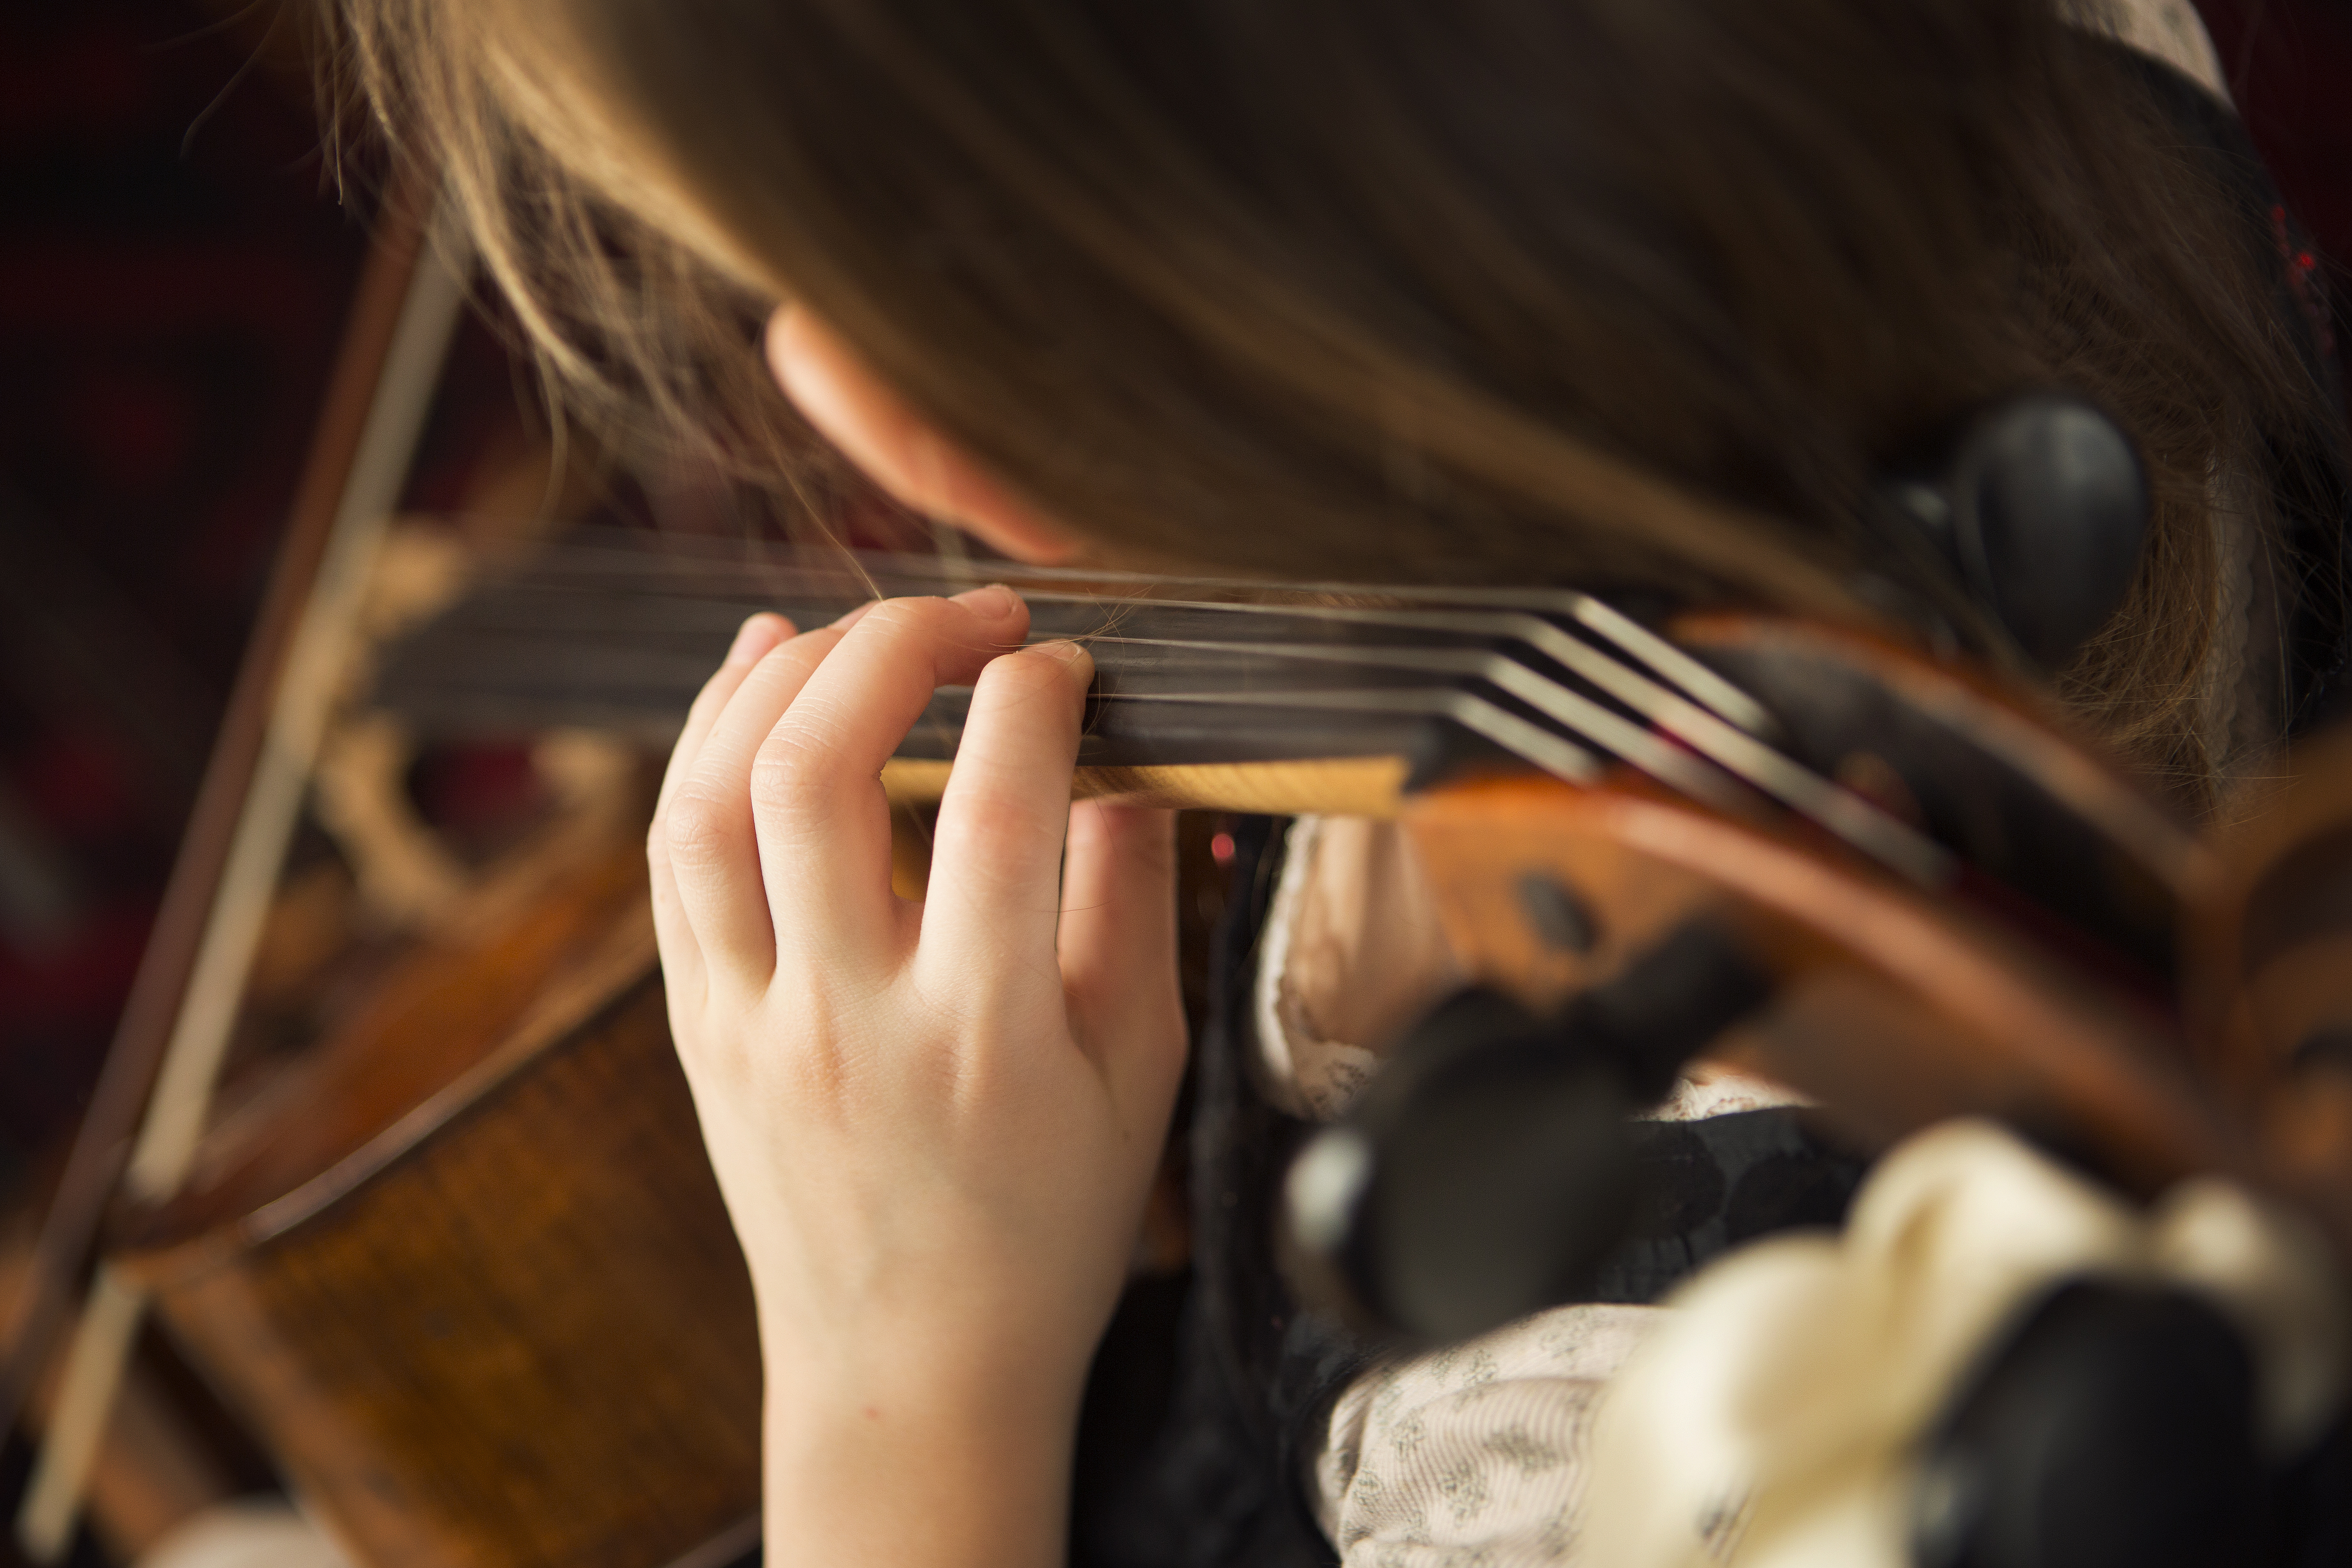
top-left (608, 603), bottom-right (1920, 881)
top-left (1068, 603), bottom-right (1947, 882)
top-left (460, 527), bottom-right (1776, 732)
top-left (378, 533), bottom-right (1948, 883)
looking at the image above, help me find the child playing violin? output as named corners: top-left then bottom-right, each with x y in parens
top-left (327, 0), bottom-right (2346, 1561)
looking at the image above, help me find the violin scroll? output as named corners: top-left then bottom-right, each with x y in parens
top-left (1283, 692), bottom-right (2352, 1344)
top-left (2185, 726), bottom-right (2352, 1249)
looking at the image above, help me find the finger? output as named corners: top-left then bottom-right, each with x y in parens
top-left (917, 640), bottom-right (1093, 981)
top-left (650, 612), bottom-right (796, 1000)
top-left (1058, 803), bottom-right (1185, 1123)
top-left (662, 611), bottom-right (866, 979)
top-left (657, 612), bottom-right (795, 821)
top-left (755, 586), bottom-right (1032, 973)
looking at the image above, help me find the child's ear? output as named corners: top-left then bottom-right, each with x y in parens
top-left (765, 305), bottom-right (1080, 564)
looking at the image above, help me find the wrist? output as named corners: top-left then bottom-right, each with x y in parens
top-left (765, 1329), bottom-right (1090, 1441)
top-left (747, 1260), bottom-right (1116, 1429)
top-left (762, 1350), bottom-right (1082, 1568)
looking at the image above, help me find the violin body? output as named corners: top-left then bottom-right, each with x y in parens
top-left (101, 540), bottom-right (2352, 1564)
top-left (113, 821), bottom-right (760, 1568)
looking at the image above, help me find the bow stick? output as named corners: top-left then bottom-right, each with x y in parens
top-left (7, 174), bottom-right (468, 1562)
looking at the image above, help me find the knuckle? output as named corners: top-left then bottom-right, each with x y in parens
top-left (858, 595), bottom-right (951, 637)
top-left (748, 725), bottom-right (834, 817)
top-left (693, 1011), bottom-right (855, 1110)
top-left (989, 644), bottom-right (1076, 693)
top-left (660, 784), bottom-right (737, 869)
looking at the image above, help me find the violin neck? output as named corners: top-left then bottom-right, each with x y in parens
top-left (881, 756), bottom-right (1412, 817)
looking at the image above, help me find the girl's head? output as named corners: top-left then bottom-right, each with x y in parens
top-left (326, 0), bottom-right (2344, 805)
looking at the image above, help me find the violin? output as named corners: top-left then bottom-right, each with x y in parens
top-left (96, 533), bottom-right (2352, 1568)
top-left (376, 529), bottom-right (2352, 1228)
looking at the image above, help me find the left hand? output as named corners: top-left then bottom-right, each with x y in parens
top-left (646, 588), bottom-right (1187, 1565)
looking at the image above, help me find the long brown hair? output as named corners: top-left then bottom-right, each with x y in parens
top-left (323, 0), bottom-right (2345, 807)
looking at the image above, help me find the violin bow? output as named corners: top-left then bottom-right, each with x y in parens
top-left (4, 167), bottom-right (466, 1562)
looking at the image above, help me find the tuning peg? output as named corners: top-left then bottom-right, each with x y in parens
top-left (1911, 1281), bottom-right (2268, 1568)
top-left (1281, 919), bottom-right (1771, 1343)
top-left (1884, 393), bottom-right (2149, 670)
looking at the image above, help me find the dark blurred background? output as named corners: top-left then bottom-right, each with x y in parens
top-left (0, 0), bottom-right (2345, 1559)
top-left (0, 1), bottom-right (535, 1187)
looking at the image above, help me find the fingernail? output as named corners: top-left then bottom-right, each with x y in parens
top-left (831, 600), bottom-right (878, 630)
top-left (1033, 639), bottom-right (1093, 676)
top-left (952, 583), bottom-right (1020, 617)
top-left (726, 612), bottom-right (784, 664)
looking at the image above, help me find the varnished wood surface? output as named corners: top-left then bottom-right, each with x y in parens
top-left (110, 809), bottom-right (762, 1568)
top-left (2188, 726), bottom-right (2352, 1079)
top-left (1670, 612), bottom-right (2210, 893)
top-left (2183, 729), bottom-right (2352, 1254)
top-left (1403, 773), bottom-right (2238, 1192)
top-left (881, 755), bottom-right (1410, 817)
top-left (119, 819), bottom-right (659, 1274)
top-left (120, 963), bottom-right (758, 1568)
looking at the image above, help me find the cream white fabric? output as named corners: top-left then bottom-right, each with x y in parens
top-left (1254, 816), bottom-right (1459, 1120)
top-left (1641, 1066), bottom-right (1810, 1123)
top-left (2069, 0), bottom-right (2229, 100)
top-left (1314, 1125), bottom-right (2348, 1568)
top-left (135, 1502), bottom-right (351, 1568)
top-left (1314, 1304), bottom-right (1670, 1568)
top-left (1575, 1120), bottom-right (2348, 1568)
